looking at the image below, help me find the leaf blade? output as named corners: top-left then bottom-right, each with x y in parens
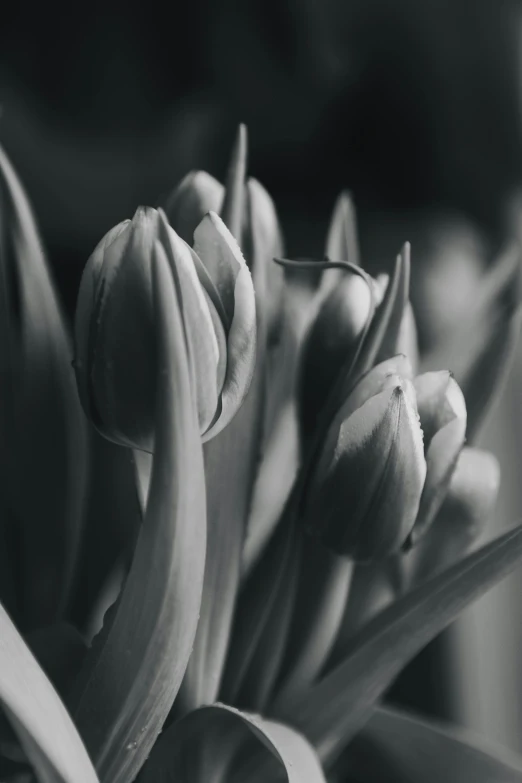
top-left (274, 524), bottom-right (522, 766)
top-left (0, 602), bottom-right (98, 783)
top-left (139, 703), bottom-right (326, 783)
top-left (70, 244), bottom-right (207, 783)
top-left (345, 705), bottom-right (522, 782)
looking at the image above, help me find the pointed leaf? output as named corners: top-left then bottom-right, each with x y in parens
top-left (233, 532), bottom-right (301, 712)
top-left (274, 541), bottom-right (353, 704)
top-left (244, 177), bottom-right (285, 341)
top-left (352, 245), bottom-right (410, 380)
top-left (346, 705), bottom-right (522, 782)
top-left (242, 285), bottom-right (302, 575)
top-left (139, 703), bottom-right (325, 783)
top-left (273, 523), bottom-right (522, 766)
top-left (0, 144), bottom-right (89, 629)
top-left (0, 601), bottom-right (98, 783)
top-left (68, 433), bottom-right (142, 633)
top-left (221, 124), bottom-right (247, 241)
top-left (325, 190), bottom-right (360, 265)
top-left (70, 245), bottom-right (207, 783)
top-left (176, 354), bottom-right (264, 713)
top-left (221, 514), bottom-right (297, 707)
top-left (462, 303), bottom-right (522, 441)
top-left (176, 225), bottom-right (265, 712)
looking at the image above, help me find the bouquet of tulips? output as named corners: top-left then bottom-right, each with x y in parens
top-left (1, 125), bottom-right (522, 783)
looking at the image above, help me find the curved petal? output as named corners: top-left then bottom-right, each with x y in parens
top-left (163, 169), bottom-right (224, 245)
top-left (409, 415), bottom-right (466, 546)
top-left (194, 213), bottom-right (257, 439)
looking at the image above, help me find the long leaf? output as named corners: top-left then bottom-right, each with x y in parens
top-left (221, 124), bottom-right (247, 241)
top-left (242, 279), bottom-right (302, 576)
top-left (344, 705), bottom-right (522, 782)
top-left (274, 542), bottom-right (353, 704)
top-left (325, 191), bottom-right (360, 266)
top-left (175, 175), bottom-right (267, 715)
top-left (69, 434), bottom-right (142, 636)
top-left (138, 703), bottom-right (325, 783)
top-left (234, 532), bottom-right (301, 712)
top-left (220, 512), bottom-right (297, 707)
top-left (70, 245), bottom-right (207, 783)
top-left (0, 601), bottom-right (98, 783)
top-left (462, 303), bottom-right (522, 441)
top-left (353, 244), bottom-right (410, 379)
top-left (273, 523), bottom-right (522, 766)
top-left (176, 362), bottom-right (264, 713)
top-left (0, 144), bottom-right (89, 629)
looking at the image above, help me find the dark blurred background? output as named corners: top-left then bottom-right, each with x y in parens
top-left (2, 0), bottom-right (522, 746)
top-left (1, 0), bottom-right (522, 316)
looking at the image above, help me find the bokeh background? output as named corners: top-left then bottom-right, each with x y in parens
top-left (2, 0), bottom-right (522, 750)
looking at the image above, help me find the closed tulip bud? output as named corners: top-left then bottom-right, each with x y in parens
top-left (408, 371), bottom-right (467, 546)
top-left (74, 207), bottom-right (256, 450)
top-left (163, 171), bottom-right (224, 246)
top-left (305, 373), bottom-right (426, 561)
top-left (300, 270), bottom-right (373, 437)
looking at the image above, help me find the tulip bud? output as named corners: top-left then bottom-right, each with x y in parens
top-left (74, 207), bottom-right (256, 450)
top-left (163, 171), bottom-right (224, 245)
top-left (299, 270), bottom-right (373, 438)
top-left (407, 371), bottom-right (467, 546)
top-left (305, 375), bottom-right (426, 561)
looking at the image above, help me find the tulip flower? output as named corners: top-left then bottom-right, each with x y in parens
top-left (1, 144), bottom-right (522, 783)
top-left (163, 126), bottom-right (285, 344)
top-left (305, 359), bottom-right (426, 561)
top-left (74, 206), bottom-right (256, 450)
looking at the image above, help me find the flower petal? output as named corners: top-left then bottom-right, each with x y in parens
top-left (414, 371), bottom-right (467, 446)
top-left (194, 213), bottom-right (257, 439)
top-left (408, 415), bottom-right (467, 547)
top-left (163, 170), bottom-right (224, 244)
